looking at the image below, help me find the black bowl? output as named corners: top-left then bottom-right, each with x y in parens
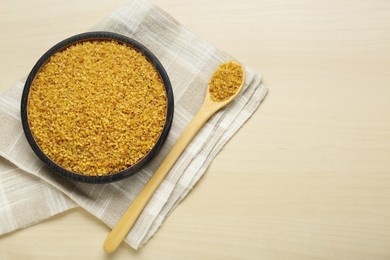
top-left (21, 31), bottom-right (174, 184)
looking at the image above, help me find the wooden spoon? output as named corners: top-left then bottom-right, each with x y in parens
top-left (103, 61), bottom-right (245, 253)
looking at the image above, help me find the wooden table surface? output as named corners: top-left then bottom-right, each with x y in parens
top-left (1, 0), bottom-right (390, 259)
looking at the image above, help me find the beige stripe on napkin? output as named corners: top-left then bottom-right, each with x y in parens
top-left (0, 0), bottom-right (267, 249)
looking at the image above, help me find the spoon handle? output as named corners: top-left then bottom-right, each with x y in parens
top-left (103, 104), bottom-right (215, 253)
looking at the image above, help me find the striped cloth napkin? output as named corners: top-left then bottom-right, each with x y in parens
top-left (0, 0), bottom-right (267, 249)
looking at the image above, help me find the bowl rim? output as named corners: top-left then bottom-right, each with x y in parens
top-left (20, 31), bottom-right (174, 184)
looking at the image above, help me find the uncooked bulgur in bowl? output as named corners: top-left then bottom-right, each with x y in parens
top-left (21, 32), bottom-right (174, 183)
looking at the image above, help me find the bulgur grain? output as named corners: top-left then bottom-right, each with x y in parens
top-left (27, 40), bottom-right (167, 176)
top-left (209, 61), bottom-right (244, 102)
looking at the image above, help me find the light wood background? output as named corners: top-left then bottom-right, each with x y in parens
top-left (1, 0), bottom-right (390, 259)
